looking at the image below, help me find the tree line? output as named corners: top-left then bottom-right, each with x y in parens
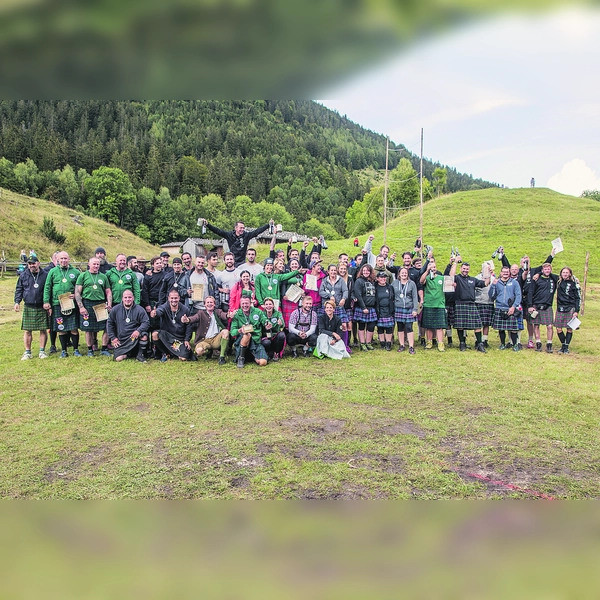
top-left (0, 100), bottom-right (496, 242)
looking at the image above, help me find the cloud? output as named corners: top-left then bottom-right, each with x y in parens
top-left (547, 159), bottom-right (600, 197)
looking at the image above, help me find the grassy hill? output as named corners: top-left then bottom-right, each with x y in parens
top-left (0, 187), bottom-right (160, 263)
top-left (319, 187), bottom-right (600, 282)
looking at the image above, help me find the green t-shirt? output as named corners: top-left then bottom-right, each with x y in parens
top-left (43, 265), bottom-right (81, 306)
top-left (76, 271), bottom-right (109, 302)
top-left (422, 273), bottom-right (446, 308)
top-left (262, 309), bottom-right (284, 334)
top-left (230, 307), bottom-right (266, 344)
top-left (107, 268), bottom-right (140, 304)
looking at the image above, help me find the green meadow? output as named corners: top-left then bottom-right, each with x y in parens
top-left (1, 186), bottom-right (599, 498)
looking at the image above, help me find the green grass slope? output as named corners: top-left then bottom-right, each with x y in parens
top-left (0, 187), bottom-right (160, 263)
top-left (321, 188), bottom-right (600, 282)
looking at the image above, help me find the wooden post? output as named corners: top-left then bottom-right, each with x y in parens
top-left (419, 128), bottom-right (424, 254)
top-left (581, 251), bottom-right (590, 316)
top-left (383, 137), bottom-right (389, 245)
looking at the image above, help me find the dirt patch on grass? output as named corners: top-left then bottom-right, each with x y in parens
top-left (128, 402), bottom-right (150, 413)
top-left (298, 484), bottom-right (387, 499)
top-left (44, 445), bottom-right (112, 482)
top-left (279, 415), bottom-right (347, 441)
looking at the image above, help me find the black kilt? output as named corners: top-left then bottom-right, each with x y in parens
top-left (157, 330), bottom-right (192, 360)
top-left (475, 303), bottom-right (495, 327)
top-left (21, 305), bottom-right (48, 331)
top-left (80, 298), bottom-right (107, 332)
top-left (454, 302), bottom-right (483, 330)
top-left (493, 310), bottom-right (521, 331)
top-left (446, 303), bottom-right (455, 327)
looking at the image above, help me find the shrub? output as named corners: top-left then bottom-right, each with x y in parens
top-left (40, 217), bottom-right (66, 245)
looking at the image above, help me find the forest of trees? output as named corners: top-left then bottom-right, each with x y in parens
top-left (0, 100), bottom-right (496, 243)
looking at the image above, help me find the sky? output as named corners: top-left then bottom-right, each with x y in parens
top-left (319, 7), bottom-right (600, 197)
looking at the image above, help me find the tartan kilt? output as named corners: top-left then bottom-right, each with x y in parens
top-left (281, 298), bottom-right (299, 328)
top-left (21, 305), bottom-right (49, 331)
top-left (79, 298), bottom-right (107, 332)
top-left (334, 306), bottom-right (349, 323)
top-left (354, 307), bottom-right (378, 323)
top-left (475, 303), bottom-right (495, 327)
top-left (554, 307), bottom-right (575, 328)
top-left (51, 304), bottom-right (79, 332)
top-left (530, 307), bottom-right (554, 326)
top-left (395, 307), bottom-right (418, 323)
top-left (492, 310), bottom-right (521, 331)
top-left (422, 307), bottom-right (447, 329)
top-left (377, 316), bottom-right (395, 329)
top-left (454, 303), bottom-right (483, 330)
top-left (446, 303), bottom-right (455, 327)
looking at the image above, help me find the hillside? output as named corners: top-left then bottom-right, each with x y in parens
top-left (319, 187), bottom-right (600, 282)
top-left (0, 187), bottom-right (160, 264)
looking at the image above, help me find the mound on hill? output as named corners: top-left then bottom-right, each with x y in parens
top-left (0, 187), bottom-right (160, 264)
top-left (321, 188), bottom-right (600, 282)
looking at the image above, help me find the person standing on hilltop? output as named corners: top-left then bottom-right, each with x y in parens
top-left (200, 218), bottom-right (274, 267)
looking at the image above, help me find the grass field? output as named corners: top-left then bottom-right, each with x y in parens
top-left (2, 185), bottom-right (599, 499)
top-left (2, 272), bottom-right (599, 499)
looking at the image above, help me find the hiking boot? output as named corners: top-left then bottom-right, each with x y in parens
top-left (535, 342), bottom-right (542, 352)
top-left (218, 356), bottom-right (226, 365)
top-left (100, 350), bottom-right (111, 357)
top-left (272, 354), bottom-right (280, 362)
top-left (459, 342), bottom-right (467, 352)
top-left (236, 356), bottom-right (245, 368)
top-left (291, 347), bottom-right (298, 358)
top-left (437, 342), bottom-right (445, 352)
top-left (385, 342), bottom-right (392, 351)
top-left (302, 346), bottom-right (310, 357)
top-left (360, 344), bottom-right (368, 352)
top-left (136, 353), bottom-right (147, 363)
top-left (87, 350), bottom-right (95, 357)
top-left (60, 350), bottom-right (68, 358)
top-left (73, 349), bottom-right (82, 357)
top-left (379, 341), bottom-right (386, 349)
top-left (527, 340), bottom-right (535, 349)
top-left (160, 354), bottom-right (168, 363)
top-left (425, 341), bottom-right (433, 350)
top-left (408, 347), bottom-right (415, 355)
top-left (563, 346), bottom-right (570, 354)
top-left (397, 345), bottom-right (406, 353)
top-left (483, 340), bottom-right (489, 348)
top-left (420, 337), bottom-right (426, 347)
top-left (21, 351), bottom-right (33, 360)
top-left (512, 344), bottom-right (521, 352)
top-left (366, 344), bottom-right (374, 351)
top-left (546, 342), bottom-right (553, 353)
top-left (49, 345), bottom-right (57, 354)
top-left (498, 344), bottom-right (506, 350)
top-left (476, 342), bottom-right (486, 353)
top-left (38, 350), bottom-right (48, 359)
top-left (506, 343), bottom-right (513, 349)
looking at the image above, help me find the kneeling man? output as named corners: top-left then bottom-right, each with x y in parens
top-left (151, 289), bottom-right (193, 361)
top-left (185, 295), bottom-right (230, 365)
top-left (230, 293), bottom-right (268, 368)
top-left (107, 290), bottom-right (149, 362)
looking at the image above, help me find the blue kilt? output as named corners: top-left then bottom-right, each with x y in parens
top-left (377, 316), bottom-right (395, 329)
top-left (492, 310), bottom-right (521, 331)
top-left (354, 307), bottom-right (378, 323)
top-left (454, 302), bottom-right (483, 330)
top-left (395, 307), bottom-right (417, 323)
top-left (446, 303), bottom-right (455, 327)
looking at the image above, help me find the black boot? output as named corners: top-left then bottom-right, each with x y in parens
top-left (237, 346), bottom-right (246, 368)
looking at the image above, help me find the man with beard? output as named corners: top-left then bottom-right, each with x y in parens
top-left (450, 261), bottom-right (490, 353)
top-left (151, 289), bottom-right (193, 361)
top-left (230, 293), bottom-right (268, 368)
top-left (14, 255), bottom-right (49, 359)
top-left (216, 252), bottom-right (240, 313)
top-left (237, 248), bottom-right (263, 281)
top-left (188, 255), bottom-right (219, 314)
top-left (43, 251), bottom-right (82, 358)
top-left (200, 218), bottom-right (274, 267)
top-left (287, 295), bottom-right (319, 358)
top-left (184, 295), bottom-right (230, 365)
top-left (75, 257), bottom-right (113, 357)
top-left (127, 255), bottom-right (144, 288)
top-left (142, 256), bottom-right (166, 317)
top-left (43, 251), bottom-right (60, 353)
top-left (159, 257), bottom-right (191, 307)
top-left (108, 253), bottom-right (141, 305)
top-left (107, 290), bottom-right (149, 362)
top-left (160, 251), bottom-right (173, 275)
top-left (93, 247), bottom-right (111, 274)
top-left (181, 252), bottom-right (193, 273)
top-left (528, 263), bottom-right (559, 353)
top-left (489, 266), bottom-right (522, 351)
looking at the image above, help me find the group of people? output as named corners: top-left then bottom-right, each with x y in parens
top-left (13, 219), bottom-right (582, 366)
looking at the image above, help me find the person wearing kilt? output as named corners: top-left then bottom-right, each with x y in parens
top-left (419, 257), bottom-right (447, 351)
top-left (14, 256), bottom-right (49, 360)
top-left (107, 290), bottom-right (149, 362)
top-left (475, 265), bottom-right (495, 348)
top-left (443, 258), bottom-right (458, 347)
top-left (527, 263), bottom-right (559, 353)
top-left (393, 267), bottom-right (419, 354)
top-left (374, 271), bottom-right (395, 351)
top-left (43, 251), bottom-right (82, 358)
top-left (75, 257), bottom-right (113, 357)
top-left (260, 297), bottom-right (286, 361)
top-left (489, 266), bottom-right (523, 351)
top-left (150, 289), bottom-right (193, 362)
top-left (353, 264), bottom-right (378, 351)
top-left (554, 267), bottom-right (581, 354)
top-left (450, 261), bottom-right (490, 353)
top-left (107, 254), bottom-right (141, 304)
top-left (281, 258), bottom-right (302, 328)
top-left (231, 294), bottom-right (269, 368)
top-left (319, 264), bottom-right (350, 348)
top-left (337, 262), bottom-right (355, 352)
